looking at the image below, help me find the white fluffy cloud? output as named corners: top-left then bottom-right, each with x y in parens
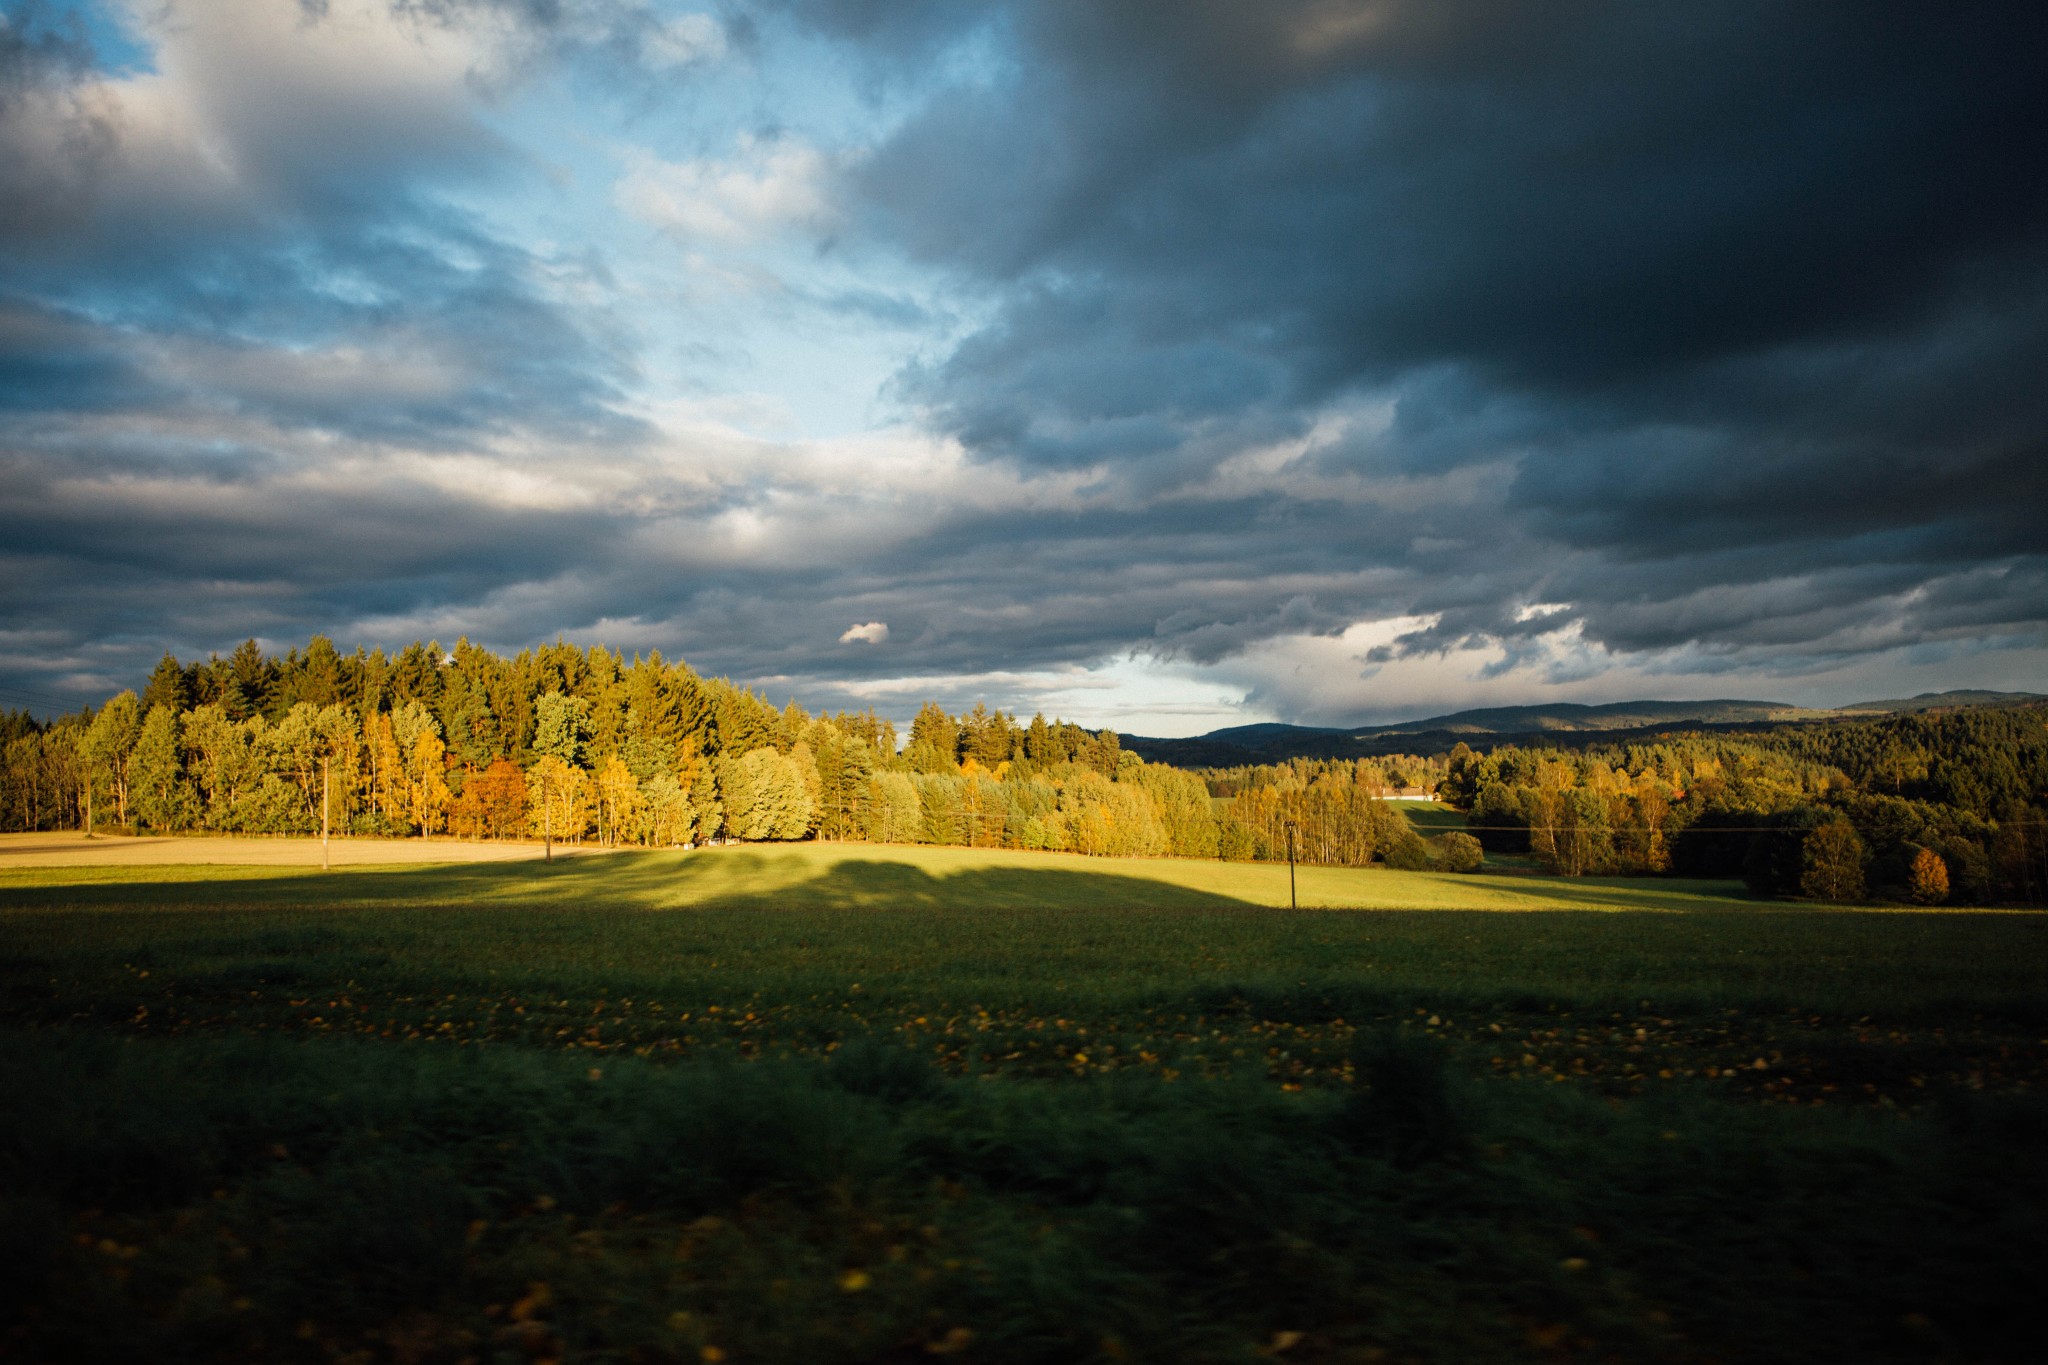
top-left (839, 621), bottom-right (889, 644)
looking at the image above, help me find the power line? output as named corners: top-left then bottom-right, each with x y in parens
top-left (0, 683), bottom-right (89, 716)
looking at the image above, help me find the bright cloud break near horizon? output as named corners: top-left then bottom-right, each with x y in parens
top-left (1, 1), bottom-right (2044, 735)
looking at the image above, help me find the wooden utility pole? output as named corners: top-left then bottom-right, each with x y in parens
top-left (321, 755), bottom-right (331, 872)
top-left (1285, 820), bottom-right (1299, 910)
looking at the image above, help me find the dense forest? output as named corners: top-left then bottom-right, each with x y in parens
top-left (1431, 706), bottom-right (2048, 904)
top-left (1, 637), bottom-right (2042, 903)
top-left (0, 637), bottom-right (1452, 871)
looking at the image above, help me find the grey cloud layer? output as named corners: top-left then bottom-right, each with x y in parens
top-left (842, 1), bottom-right (2048, 668)
top-left (2, 0), bottom-right (2045, 718)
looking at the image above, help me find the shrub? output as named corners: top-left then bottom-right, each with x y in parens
top-left (1435, 831), bottom-right (1485, 873)
top-left (1380, 830), bottom-right (1435, 871)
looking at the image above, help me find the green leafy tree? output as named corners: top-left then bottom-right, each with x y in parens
top-left (1136, 763), bottom-right (1220, 858)
top-left (640, 772), bottom-right (695, 846)
top-left (80, 690), bottom-right (143, 831)
top-left (870, 771), bottom-right (921, 844)
top-left (525, 755), bottom-right (589, 845)
top-left (788, 740), bottom-right (824, 837)
top-left (129, 705), bottom-right (191, 831)
top-left (180, 704), bottom-right (250, 826)
top-left (1801, 818), bottom-right (1867, 902)
top-left (719, 747), bottom-right (812, 841)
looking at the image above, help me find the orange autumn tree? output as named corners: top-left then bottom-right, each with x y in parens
top-left (1908, 846), bottom-right (1950, 905)
top-left (450, 759), bottom-right (528, 839)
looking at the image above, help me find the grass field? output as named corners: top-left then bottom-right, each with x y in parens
top-left (0, 837), bottom-right (1772, 908)
top-left (3, 844), bottom-right (2045, 1363)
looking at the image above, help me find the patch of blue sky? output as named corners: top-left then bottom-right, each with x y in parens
top-left (11, 0), bottom-right (153, 73)
top-left (462, 19), bottom-right (972, 442)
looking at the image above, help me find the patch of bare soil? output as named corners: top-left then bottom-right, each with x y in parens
top-left (0, 832), bottom-right (623, 867)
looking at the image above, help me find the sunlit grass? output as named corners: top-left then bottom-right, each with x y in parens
top-left (0, 839), bottom-right (1797, 911)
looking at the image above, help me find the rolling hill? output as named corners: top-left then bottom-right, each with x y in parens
top-left (1121, 691), bottom-right (2043, 766)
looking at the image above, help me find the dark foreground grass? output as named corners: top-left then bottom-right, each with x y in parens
top-left (3, 854), bottom-right (2047, 1362)
top-left (5, 1035), bottom-right (2044, 1365)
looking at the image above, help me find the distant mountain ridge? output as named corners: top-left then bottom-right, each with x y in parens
top-left (1833, 690), bottom-right (2042, 714)
top-left (1120, 690), bottom-right (2044, 766)
top-left (1354, 699), bottom-right (1821, 736)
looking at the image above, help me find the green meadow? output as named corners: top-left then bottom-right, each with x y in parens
top-left (3, 845), bottom-right (2045, 1364)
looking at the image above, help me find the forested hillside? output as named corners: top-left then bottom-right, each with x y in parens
top-left (1431, 707), bottom-right (2048, 903)
top-left (2, 637), bottom-right (2042, 904)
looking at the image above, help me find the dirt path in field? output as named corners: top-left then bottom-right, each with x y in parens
top-left (0, 831), bottom-right (626, 867)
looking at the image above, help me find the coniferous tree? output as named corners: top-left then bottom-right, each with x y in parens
top-left (906, 702), bottom-right (959, 774)
top-left (225, 639), bottom-right (273, 721)
top-left (532, 692), bottom-right (592, 768)
top-left (391, 641), bottom-right (444, 711)
top-left (141, 653), bottom-right (191, 715)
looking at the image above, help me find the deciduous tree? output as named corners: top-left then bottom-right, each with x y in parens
top-left (80, 691), bottom-right (143, 831)
top-left (129, 705), bottom-right (191, 831)
top-left (1801, 818), bottom-right (1867, 902)
top-left (1908, 846), bottom-right (1950, 905)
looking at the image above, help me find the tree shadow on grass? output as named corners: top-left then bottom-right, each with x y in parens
top-left (661, 854), bottom-right (1265, 915)
top-left (483, 849), bottom-right (1268, 918)
top-left (0, 848), bottom-right (1265, 918)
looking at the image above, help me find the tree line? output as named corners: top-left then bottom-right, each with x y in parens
top-left (1430, 707), bottom-right (2048, 903)
top-left (8, 636), bottom-right (2037, 899)
top-left (0, 637), bottom-right (1472, 870)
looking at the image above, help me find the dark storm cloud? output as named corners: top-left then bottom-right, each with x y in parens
top-left (816, 0), bottom-right (2048, 681)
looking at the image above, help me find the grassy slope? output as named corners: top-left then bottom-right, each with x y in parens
top-left (3, 849), bottom-right (2046, 1364)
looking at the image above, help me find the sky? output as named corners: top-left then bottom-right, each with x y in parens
top-left (1, 0), bottom-right (2045, 734)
